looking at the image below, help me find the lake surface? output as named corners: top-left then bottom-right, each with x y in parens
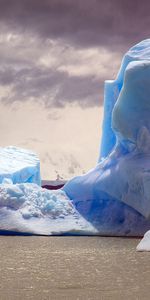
top-left (0, 236), bottom-right (150, 300)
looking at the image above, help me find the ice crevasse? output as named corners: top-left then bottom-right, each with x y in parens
top-left (1, 40), bottom-right (150, 250)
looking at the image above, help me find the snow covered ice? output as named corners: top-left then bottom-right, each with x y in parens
top-left (1, 40), bottom-right (150, 246)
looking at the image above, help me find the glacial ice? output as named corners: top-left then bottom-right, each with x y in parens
top-left (136, 230), bottom-right (150, 251)
top-left (63, 41), bottom-right (150, 235)
top-left (100, 39), bottom-right (150, 159)
top-left (0, 146), bottom-right (41, 185)
top-left (0, 182), bottom-right (96, 235)
top-left (1, 40), bottom-right (150, 244)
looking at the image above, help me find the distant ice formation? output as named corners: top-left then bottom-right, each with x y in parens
top-left (0, 146), bottom-right (41, 185)
top-left (1, 40), bottom-right (150, 250)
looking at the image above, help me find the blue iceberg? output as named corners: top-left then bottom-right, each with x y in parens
top-left (1, 39), bottom-right (150, 237)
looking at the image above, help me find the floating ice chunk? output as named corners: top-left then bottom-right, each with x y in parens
top-left (136, 230), bottom-right (150, 251)
top-left (0, 146), bottom-right (41, 185)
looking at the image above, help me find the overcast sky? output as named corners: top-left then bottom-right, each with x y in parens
top-left (0, 0), bottom-right (149, 179)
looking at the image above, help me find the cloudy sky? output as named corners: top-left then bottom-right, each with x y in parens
top-left (0, 0), bottom-right (149, 179)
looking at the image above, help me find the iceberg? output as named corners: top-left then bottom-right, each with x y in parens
top-left (136, 230), bottom-right (150, 251)
top-left (0, 146), bottom-right (41, 185)
top-left (63, 40), bottom-right (150, 236)
top-left (1, 40), bottom-right (150, 242)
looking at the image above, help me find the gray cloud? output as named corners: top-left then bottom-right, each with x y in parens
top-left (0, 65), bottom-right (103, 107)
top-left (56, 74), bottom-right (103, 107)
top-left (0, 0), bottom-right (149, 108)
top-left (0, 0), bottom-right (149, 49)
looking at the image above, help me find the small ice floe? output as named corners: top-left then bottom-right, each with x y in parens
top-left (136, 230), bottom-right (150, 251)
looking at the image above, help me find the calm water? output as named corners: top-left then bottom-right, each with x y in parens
top-left (0, 236), bottom-right (150, 300)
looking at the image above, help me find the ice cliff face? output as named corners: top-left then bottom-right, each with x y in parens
top-left (100, 39), bottom-right (150, 159)
top-left (63, 40), bottom-right (150, 233)
top-left (112, 61), bottom-right (150, 147)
